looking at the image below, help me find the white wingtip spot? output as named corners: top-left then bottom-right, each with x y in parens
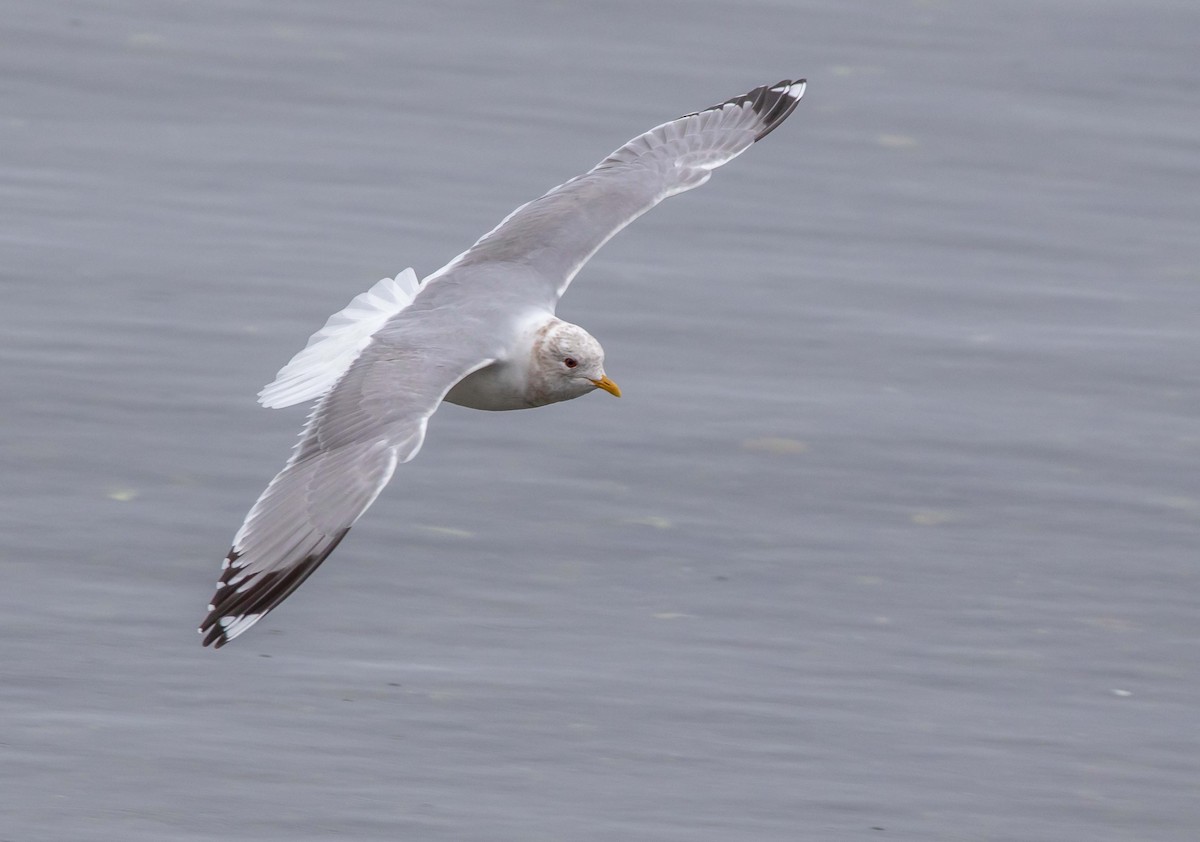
top-left (770, 81), bottom-right (805, 103)
top-left (219, 613), bottom-right (263, 641)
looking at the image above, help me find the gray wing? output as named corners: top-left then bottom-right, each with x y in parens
top-left (426, 79), bottom-right (806, 305)
top-left (200, 311), bottom-right (497, 648)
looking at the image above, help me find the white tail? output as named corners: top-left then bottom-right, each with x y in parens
top-left (258, 268), bottom-right (421, 408)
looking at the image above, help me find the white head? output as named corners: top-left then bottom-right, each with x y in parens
top-left (527, 319), bottom-right (621, 407)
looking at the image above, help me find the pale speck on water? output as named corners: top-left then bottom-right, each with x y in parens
top-left (2, 2), bottom-right (1198, 840)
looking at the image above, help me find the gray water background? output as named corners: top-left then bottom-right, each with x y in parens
top-left (2, 1), bottom-right (1198, 839)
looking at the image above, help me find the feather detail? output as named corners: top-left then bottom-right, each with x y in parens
top-left (258, 268), bottom-right (421, 408)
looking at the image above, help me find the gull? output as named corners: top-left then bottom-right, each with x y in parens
top-left (200, 78), bottom-right (806, 647)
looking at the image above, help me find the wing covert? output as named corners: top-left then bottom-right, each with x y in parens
top-left (200, 310), bottom-right (498, 648)
top-left (424, 79), bottom-right (806, 304)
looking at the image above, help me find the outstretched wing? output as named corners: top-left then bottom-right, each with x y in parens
top-left (424, 79), bottom-right (806, 304)
top-left (201, 79), bottom-right (804, 647)
top-left (200, 308), bottom-right (497, 648)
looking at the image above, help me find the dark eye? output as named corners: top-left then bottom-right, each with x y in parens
top-left (563, 357), bottom-right (578, 369)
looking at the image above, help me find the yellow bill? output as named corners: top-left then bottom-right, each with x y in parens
top-left (590, 375), bottom-right (622, 397)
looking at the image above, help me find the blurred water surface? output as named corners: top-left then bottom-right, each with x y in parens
top-left (2, 1), bottom-right (1198, 840)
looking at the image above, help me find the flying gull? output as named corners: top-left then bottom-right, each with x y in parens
top-left (201, 78), bottom-right (807, 647)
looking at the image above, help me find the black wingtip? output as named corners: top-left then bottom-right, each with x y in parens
top-left (200, 624), bottom-right (228, 649)
top-left (685, 79), bottom-right (806, 143)
top-left (750, 79), bottom-right (806, 142)
top-left (199, 528), bottom-right (351, 648)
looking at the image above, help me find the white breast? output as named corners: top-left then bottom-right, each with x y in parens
top-left (443, 360), bottom-right (535, 411)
